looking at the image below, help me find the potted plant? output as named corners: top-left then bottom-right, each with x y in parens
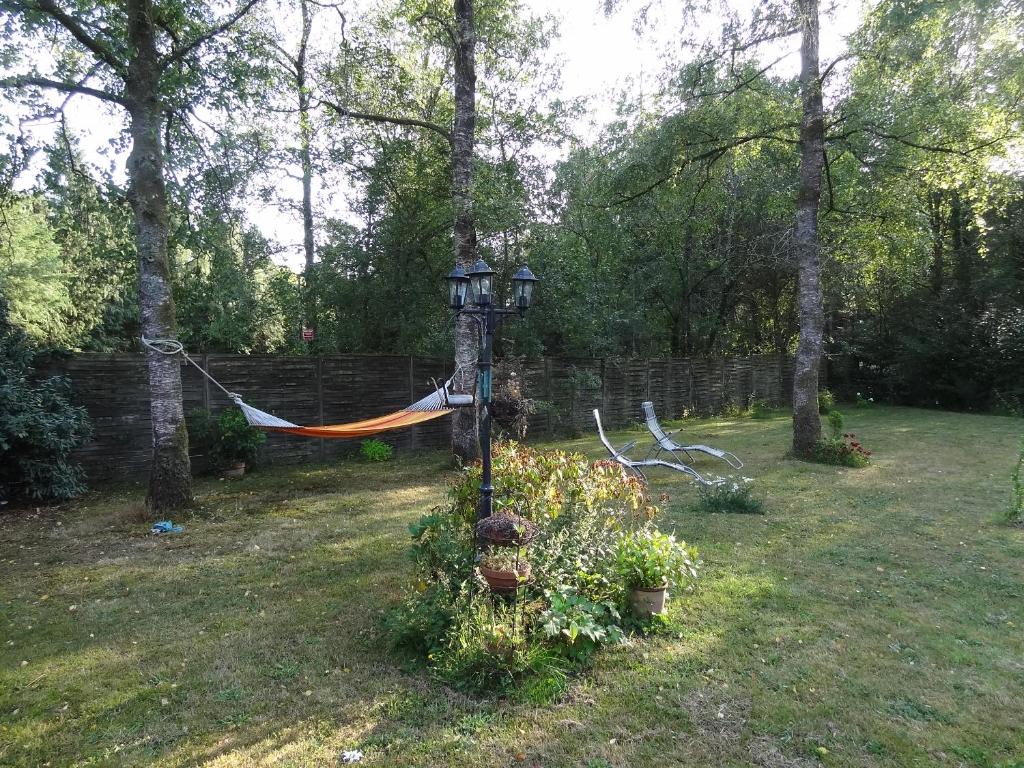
top-left (614, 528), bottom-right (698, 619)
top-left (214, 409), bottom-right (265, 478)
top-left (475, 512), bottom-right (539, 547)
top-left (478, 548), bottom-right (531, 594)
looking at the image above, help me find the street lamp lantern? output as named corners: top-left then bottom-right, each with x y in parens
top-left (446, 264), bottom-right (470, 310)
top-left (511, 264), bottom-right (538, 311)
top-left (447, 258), bottom-right (538, 535)
top-left (467, 259), bottom-right (495, 305)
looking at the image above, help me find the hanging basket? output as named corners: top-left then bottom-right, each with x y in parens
top-left (475, 512), bottom-right (539, 547)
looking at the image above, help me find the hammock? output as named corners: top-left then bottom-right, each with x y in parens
top-left (142, 337), bottom-right (473, 440)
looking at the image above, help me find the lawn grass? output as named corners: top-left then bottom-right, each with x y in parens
top-left (1, 405), bottom-right (1023, 767)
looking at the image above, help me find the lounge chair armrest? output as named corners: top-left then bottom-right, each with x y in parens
top-left (618, 440), bottom-right (638, 455)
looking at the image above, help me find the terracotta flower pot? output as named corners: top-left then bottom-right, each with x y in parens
top-left (629, 584), bottom-right (668, 618)
top-left (479, 562), bottom-right (531, 594)
top-left (223, 462), bottom-right (246, 479)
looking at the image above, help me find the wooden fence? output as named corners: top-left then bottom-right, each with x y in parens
top-left (38, 353), bottom-right (796, 481)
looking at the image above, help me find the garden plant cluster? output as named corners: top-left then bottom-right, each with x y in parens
top-left (387, 441), bottom-right (699, 691)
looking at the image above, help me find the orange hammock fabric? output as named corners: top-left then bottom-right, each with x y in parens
top-left (258, 408), bottom-right (453, 439)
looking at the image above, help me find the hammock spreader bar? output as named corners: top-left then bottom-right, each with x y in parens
top-left (141, 336), bottom-right (470, 440)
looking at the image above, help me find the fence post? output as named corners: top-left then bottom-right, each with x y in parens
top-left (408, 356), bottom-right (417, 450)
top-left (317, 356), bottom-right (325, 461)
top-left (544, 357), bottom-right (553, 434)
top-left (202, 354), bottom-right (210, 411)
top-left (646, 359), bottom-right (652, 405)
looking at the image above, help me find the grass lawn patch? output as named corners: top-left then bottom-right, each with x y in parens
top-left (1, 406), bottom-right (1022, 767)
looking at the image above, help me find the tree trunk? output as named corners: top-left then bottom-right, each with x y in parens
top-left (297, 0), bottom-right (317, 336)
top-left (791, 0), bottom-right (826, 455)
top-left (126, 0), bottom-right (192, 511)
top-left (451, 0), bottom-right (479, 462)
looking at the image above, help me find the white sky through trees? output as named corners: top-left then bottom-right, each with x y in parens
top-left (3, 0), bottom-right (862, 271)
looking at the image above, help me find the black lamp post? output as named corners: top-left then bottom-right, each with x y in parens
top-left (448, 259), bottom-right (537, 528)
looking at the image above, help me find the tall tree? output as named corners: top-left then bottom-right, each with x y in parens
top-left (321, 0), bottom-right (482, 459)
top-left (791, 0), bottom-right (825, 453)
top-left (449, 0), bottom-right (478, 461)
top-left (1, 0), bottom-right (260, 512)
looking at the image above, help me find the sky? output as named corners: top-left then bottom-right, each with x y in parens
top-left (5, 0), bottom-right (863, 271)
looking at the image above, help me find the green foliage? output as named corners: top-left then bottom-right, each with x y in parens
top-left (818, 389), bottom-right (836, 414)
top-left (390, 441), bottom-right (669, 690)
top-left (694, 476), bottom-right (765, 515)
top-left (187, 408), bottom-right (265, 469)
top-left (0, 195), bottom-right (71, 344)
top-left (359, 438), bottom-right (393, 463)
top-left (827, 409), bottom-right (845, 439)
top-left (806, 431), bottom-right (872, 469)
top-left (0, 298), bottom-right (91, 501)
top-left (613, 528), bottom-right (699, 591)
top-left (214, 409), bottom-right (265, 466)
top-left (538, 586), bottom-right (625, 662)
top-left (749, 398), bottom-right (778, 419)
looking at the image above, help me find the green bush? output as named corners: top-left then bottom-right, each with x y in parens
top-left (694, 476), bottom-right (765, 514)
top-left (186, 407), bottom-right (265, 470)
top-left (0, 299), bottom-right (91, 501)
top-left (613, 528), bottom-right (699, 590)
top-left (818, 388), bottom-right (835, 414)
top-left (749, 398), bottom-right (777, 419)
top-left (388, 441), bottom-right (688, 691)
top-left (359, 438), bottom-right (393, 462)
top-left (803, 409), bottom-right (872, 468)
top-left (538, 586), bottom-right (625, 662)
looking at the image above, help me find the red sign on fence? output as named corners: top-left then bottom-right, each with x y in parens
top-left (301, 327), bottom-right (314, 342)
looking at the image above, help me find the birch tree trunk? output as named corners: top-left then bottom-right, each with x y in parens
top-left (126, 0), bottom-right (192, 511)
top-left (297, 0), bottom-right (317, 335)
top-left (451, 0), bottom-right (480, 462)
top-left (791, 0), bottom-right (826, 455)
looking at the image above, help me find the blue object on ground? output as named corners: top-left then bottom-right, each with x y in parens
top-left (151, 520), bottom-right (183, 534)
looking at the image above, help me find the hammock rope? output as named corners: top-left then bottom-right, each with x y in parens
top-left (140, 336), bottom-right (471, 439)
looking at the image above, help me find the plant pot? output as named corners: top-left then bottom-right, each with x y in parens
top-left (479, 562), bottom-right (531, 594)
top-left (223, 462), bottom-right (246, 479)
top-left (629, 584), bottom-right (668, 618)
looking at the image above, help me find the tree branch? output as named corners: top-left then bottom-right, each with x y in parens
top-left (2, 0), bottom-right (125, 73)
top-left (0, 74), bottom-right (126, 105)
top-left (160, 0), bottom-right (261, 70)
top-left (322, 100), bottom-right (452, 144)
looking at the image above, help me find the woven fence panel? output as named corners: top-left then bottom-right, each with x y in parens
top-left (43, 353), bottom-right (797, 481)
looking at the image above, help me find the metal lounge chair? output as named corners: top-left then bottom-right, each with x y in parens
top-left (640, 400), bottom-right (743, 469)
top-left (592, 409), bottom-right (716, 486)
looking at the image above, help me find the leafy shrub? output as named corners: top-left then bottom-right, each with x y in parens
top-left (390, 441), bottom-right (679, 691)
top-left (360, 438), bottom-right (393, 462)
top-left (613, 528), bottom-right (699, 590)
top-left (818, 388), bottom-right (835, 414)
top-left (215, 409), bottom-right (265, 466)
top-left (807, 433), bottom-right (872, 467)
top-left (749, 398), bottom-right (777, 419)
top-left (0, 299), bottom-right (91, 501)
top-left (719, 401), bottom-right (747, 418)
top-left (186, 407), bottom-right (265, 470)
top-left (694, 476), bottom-right (765, 514)
top-left (538, 586), bottom-right (625, 661)
top-left (855, 392), bottom-right (875, 408)
top-left (827, 409), bottom-right (844, 437)
top-left (804, 409), bottom-right (872, 468)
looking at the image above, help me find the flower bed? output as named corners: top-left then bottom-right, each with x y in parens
top-left (386, 441), bottom-right (700, 692)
